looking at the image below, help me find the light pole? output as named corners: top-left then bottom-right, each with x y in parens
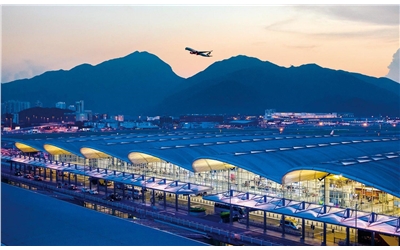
top-left (355, 203), bottom-right (358, 245)
top-left (83, 160), bottom-right (86, 189)
top-left (229, 167), bottom-right (232, 225)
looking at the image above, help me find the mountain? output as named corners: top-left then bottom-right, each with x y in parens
top-left (1, 51), bottom-right (185, 115)
top-left (153, 56), bottom-right (400, 117)
top-left (2, 52), bottom-right (399, 117)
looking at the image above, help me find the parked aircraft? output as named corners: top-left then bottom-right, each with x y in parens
top-left (185, 47), bottom-right (212, 57)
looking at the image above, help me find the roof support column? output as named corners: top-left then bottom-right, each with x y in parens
top-left (175, 194), bottom-right (178, 212)
top-left (246, 207), bottom-right (250, 229)
top-left (301, 200), bottom-right (306, 242)
top-left (371, 231), bottom-right (375, 246)
top-left (163, 191), bottom-right (166, 209)
top-left (187, 195), bottom-right (191, 214)
top-left (324, 178), bottom-right (329, 205)
top-left (151, 189), bottom-right (155, 206)
top-left (397, 218), bottom-right (400, 246)
top-left (301, 217), bottom-right (305, 242)
top-left (321, 222), bottom-right (327, 246)
top-left (263, 211), bottom-right (267, 234)
top-left (263, 195), bottom-right (267, 234)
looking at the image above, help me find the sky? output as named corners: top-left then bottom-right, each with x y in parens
top-left (1, 2), bottom-right (399, 84)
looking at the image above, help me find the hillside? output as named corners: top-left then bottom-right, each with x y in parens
top-left (2, 52), bottom-right (399, 117)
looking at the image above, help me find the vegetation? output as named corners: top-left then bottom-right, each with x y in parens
top-left (220, 211), bottom-right (230, 218)
top-left (189, 206), bottom-right (206, 213)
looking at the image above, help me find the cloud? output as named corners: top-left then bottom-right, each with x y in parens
top-left (294, 6), bottom-right (399, 26)
top-left (386, 48), bottom-right (399, 83)
top-left (1, 60), bottom-right (47, 83)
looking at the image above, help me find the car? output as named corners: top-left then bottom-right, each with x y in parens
top-left (129, 189), bottom-right (142, 199)
top-left (116, 183), bottom-right (126, 190)
top-left (107, 193), bottom-right (122, 201)
top-left (34, 175), bottom-right (43, 181)
top-left (68, 184), bottom-right (77, 190)
top-left (81, 187), bottom-right (90, 193)
top-left (98, 179), bottom-right (112, 186)
top-left (24, 174), bottom-right (33, 179)
top-left (14, 171), bottom-right (22, 176)
top-left (89, 189), bottom-right (99, 195)
top-left (280, 218), bottom-right (301, 230)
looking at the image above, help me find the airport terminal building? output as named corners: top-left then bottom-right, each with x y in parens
top-left (2, 130), bottom-right (400, 245)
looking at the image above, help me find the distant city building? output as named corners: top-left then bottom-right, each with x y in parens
top-left (119, 121), bottom-right (135, 129)
top-left (18, 107), bottom-right (75, 126)
top-left (264, 109), bottom-right (276, 120)
top-left (147, 116), bottom-right (160, 121)
top-left (114, 115), bottom-right (124, 122)
top-left (76, 112), bottom-right (88, 122)
top-left (1, 100), bottom-right (31, 114)
top-left (181, 121), bottom-right (217, 129)
top-left (67, 105), bottom-right (75, 111)
top-left (12, 113), bottom-right (19, 125)
top-left (337, 112), bottom-right (355, 118)
top-left (35, 100), bottom-right (43, 107)
top-left (55, 102), bottom-right (66, 109)
top-left (75, 100), bottom-right (84, 113)
top-left (264, 109), bottom-right (338, 120)
top-left (136, 121), bottom-right (159, 129)
top-left (85, 110), bottom-right (93, 121)
top-left (180, 114), bottom-right (224, 123)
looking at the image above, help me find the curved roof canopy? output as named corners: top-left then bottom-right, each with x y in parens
top-left (81, 148), bottom-right (111, 159)
top-left (193, 158), bottom-right (236, 172)
top-left (282, 170), bottom-right (334, 184)
top-left (128, 152), bottom-right (163, 164)
top-left (44, 144), bottom-right (73, 155)
top-left (14, 142), bottom-right (39, 153)
top-left (6, 131), bottom-right (400, 197)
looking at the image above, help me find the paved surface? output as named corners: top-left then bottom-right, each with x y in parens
top-left (81, 193), bottom-right (338, 246)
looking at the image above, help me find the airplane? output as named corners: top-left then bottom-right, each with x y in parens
top-left (185, 47), bottom-right (212, 57)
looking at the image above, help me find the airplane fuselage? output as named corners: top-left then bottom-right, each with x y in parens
top-left (185, 47), bottom-right (212, 57)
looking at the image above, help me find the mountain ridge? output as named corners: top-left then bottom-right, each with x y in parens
top-left (2, 51), bottom-right (399, 117)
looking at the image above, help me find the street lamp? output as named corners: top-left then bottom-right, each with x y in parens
top-left (83, 159), bottom-right (86, 189)
top-left (228, 167), bottom-right (232, 225)
top-left (355, 203), bottom-right (358, 245)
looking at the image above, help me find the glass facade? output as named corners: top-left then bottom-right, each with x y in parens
top-left (50, 153), bottom-right (400, 216)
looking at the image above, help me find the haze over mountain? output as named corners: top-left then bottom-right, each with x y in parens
top-left (2, 51), bottom-right (399, 117)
